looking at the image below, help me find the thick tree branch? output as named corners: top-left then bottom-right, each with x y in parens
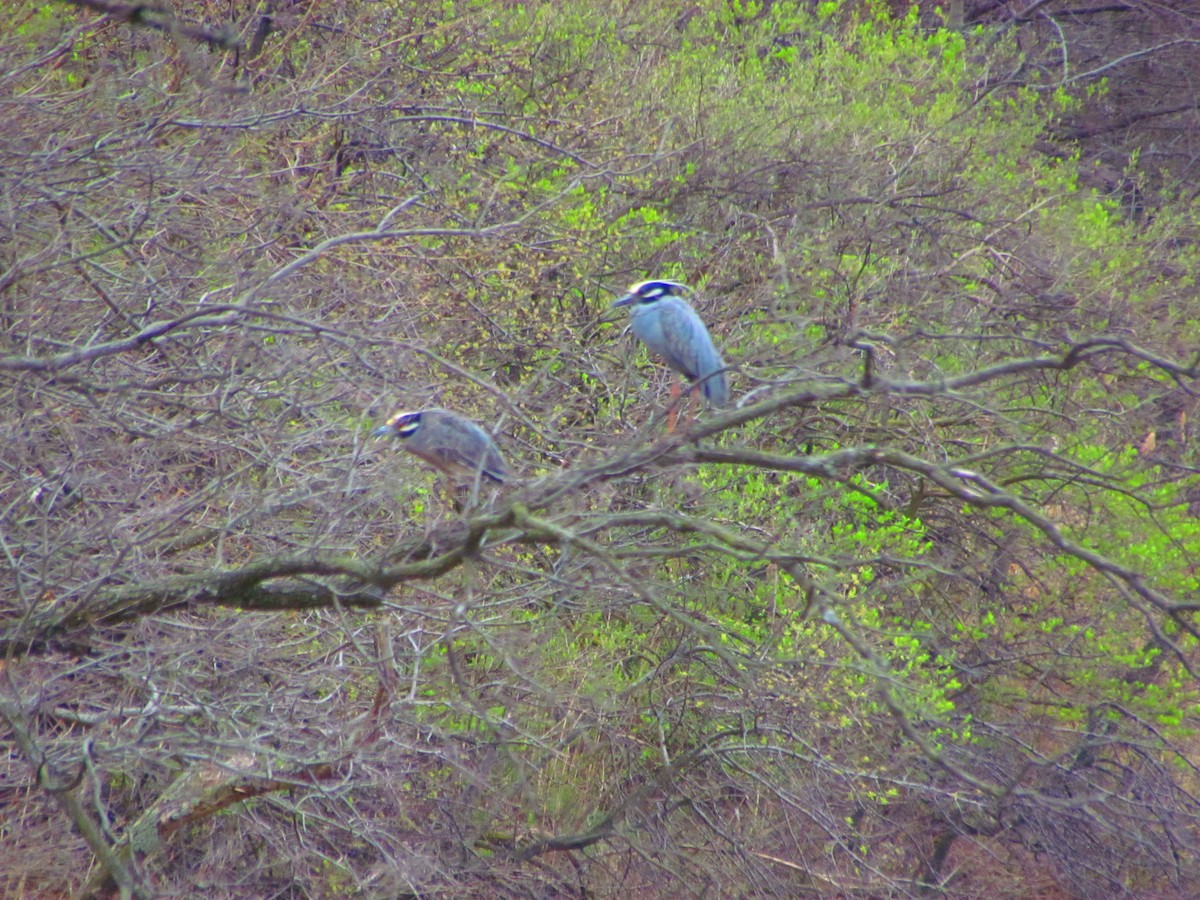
top-left (10, 510), bottom-right (515, 649)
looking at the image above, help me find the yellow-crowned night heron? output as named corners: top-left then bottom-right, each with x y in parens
top-left (612, 280), bottom-right (729, 422)
top-left (371, 408), bottom-right (509, 485)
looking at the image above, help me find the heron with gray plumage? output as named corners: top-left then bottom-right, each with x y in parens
top-left (612, 279), bottom-right (729, 426)
top-left (371, 408), bottom-right (509, 487)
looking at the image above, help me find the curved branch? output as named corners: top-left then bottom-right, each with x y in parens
top-left (0, 303), bottom-right (246, 373)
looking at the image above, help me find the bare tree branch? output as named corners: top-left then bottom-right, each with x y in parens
top-left (0, 695), bottom-right (153, 900)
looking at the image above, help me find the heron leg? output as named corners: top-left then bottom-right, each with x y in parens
top-left (688, 382), bottom-right (702, 427)
top-left (666, 379), bottom-right (682, 433)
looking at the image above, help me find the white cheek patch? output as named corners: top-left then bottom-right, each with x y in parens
top-left (393, 414), bottom-right (421, 436)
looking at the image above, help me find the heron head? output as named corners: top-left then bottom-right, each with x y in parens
top-left (611, 280), bottom-right (689, 308)
top-left (371, 410), bottom-right (423, 439)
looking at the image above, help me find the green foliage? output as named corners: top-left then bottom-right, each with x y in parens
top-left (1061, 446), bottom-right (1200, 595)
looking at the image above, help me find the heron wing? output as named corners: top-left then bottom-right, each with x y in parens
top-left (441, 422), bottom-right (509, 483)
top-left (658, 300), bottom-right (729, 406)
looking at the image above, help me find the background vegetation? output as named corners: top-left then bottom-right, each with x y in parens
top-left (3, 1), bottom-right (1199, 896)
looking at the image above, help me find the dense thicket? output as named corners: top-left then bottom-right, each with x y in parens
top-left (3, 2), bottom-right (1199, 897)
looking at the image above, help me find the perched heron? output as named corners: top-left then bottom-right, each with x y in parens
top-left (371, 408), bottom-right (509, 486)
top-left (611, 279), bottom-right (729, 426)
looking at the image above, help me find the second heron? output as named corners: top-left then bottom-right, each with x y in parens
top-left (612, 279), bottom-right (729, 423)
